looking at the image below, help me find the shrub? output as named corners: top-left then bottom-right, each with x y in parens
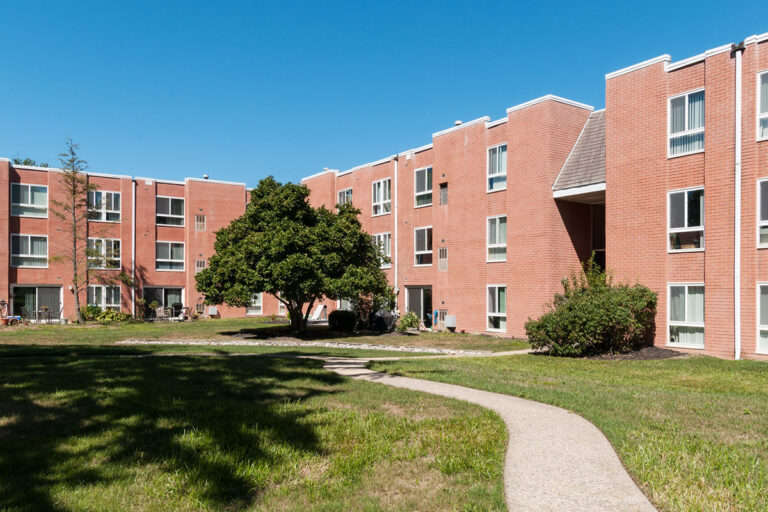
top-left (329, 310), bottom-right (357, 332)
top-left (96, 309), bottom-right (132, 325)
top-left (525, 257), bottom-right (656, 357)
top-left (370, 310), bottom-right (396, 333)
top-left (396, 311), bottom-right (420, 332)
top-left (80, 305), bottom-right (102, 321)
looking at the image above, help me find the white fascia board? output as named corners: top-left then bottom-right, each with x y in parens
top-left (87, 171), bottom-right (133, 179)
top-left (605, 55), bottom-right (671, 80)
top-left (665, 43), bottom-right (732, 72)
top-left (12, 164), bottom-right (63, 173)
top-left (399, 143), bottom-right (433, 156)
top-left (300, 168), bottom-right (338, 182)
top-left (552, 182), bottom-right (606, 198)
top-left (486, 117), bottom-right (507, 128)
top-left (185, 177), bottom-right (246, 187)
top-left (506, 95), bottom-right (594, 113)
top-left (745, 32), bottom-right (768, 45)
top-left (0, 157), bottom-right (10, 162)
top-left (135, 176), bottom-right (185, 185)
top-left (432, 116), bottom-right (491, 138)
top-left (340, 156), bottom-right (395, 176)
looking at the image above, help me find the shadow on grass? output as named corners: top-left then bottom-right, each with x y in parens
top-left (0, 354), bottom-right (343, 510)
top-left (223, 324), bottom-right (415, 341)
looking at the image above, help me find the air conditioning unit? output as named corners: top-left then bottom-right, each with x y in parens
top-left (445, 315), bottom-right (456, 332)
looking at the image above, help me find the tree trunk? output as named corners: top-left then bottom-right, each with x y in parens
top-left (288, 306), bottom-right (306, 333)
top-left (72, 194), bottom-right (83, 324)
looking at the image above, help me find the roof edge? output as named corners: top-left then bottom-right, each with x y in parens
top-left (605, 54), bottom-right (671, 80)
top-left (432, 116), bottom-right (491, 138)
top-left (507, 94), bottom-right (594, 113)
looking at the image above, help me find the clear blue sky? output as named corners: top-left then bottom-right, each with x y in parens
top-left (2, 1), bottom-right (766, 186)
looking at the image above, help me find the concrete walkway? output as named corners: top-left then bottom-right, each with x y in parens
top-left (324, 357), bottom-right (656, 512)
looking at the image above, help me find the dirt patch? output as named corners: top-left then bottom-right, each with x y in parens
top-left (588, 346), bottom-right (688, 361)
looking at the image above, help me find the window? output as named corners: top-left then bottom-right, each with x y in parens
top-left (759, 72), bottom-right (768, 140)
top-left (668, 188), bottom-right (704, 251)
top-left (88, 285), bottom-right (121, 311)
top-left (372, 179), bottom-right (391, 215)
top-left (337, 188), bottom-right (353, 207)
top-left (414, 226), bottom-right (433, 266)
top-left (11, 184), bottom-right (48, 217)
top-left (195, 259), bottom-right (207, 274)
top-left (414, 167), bottom-right (432, 207)
top-left (487, 285), bottom-right (507, 332)
top-left (438, 247), bottom-right (448, 271)
top-left (487, 215), bottom-right (507, 261)
top-left (439, 183), bottom-right (448, 205)
top-left (669, 90), bottom-right (705, 157)
top-left (11, 234), bottom-right (47, 267)
top-left (247, 293), bottom-right (263, 315)
top-left (759, 180), bottom-right (768, 247)
top-left (87, 238), bottom-right (121, 269)
top-left (156, 241), bottom-right (185, 271)
top-left (156, 196), bottom-right (185, 226)
top-left (195, 303), bottom-right (205, 315)
top-left (88, 191), bottom-right (121, 222)
top-left (487, 144), bottom-right (507, 191)
top-left (758, 285), bottom-right (768, 353)
top-left (373, 233), bottom-right (391, 268)
top-left (195, 215), bottom-right (206, 232)
top-left (668, 284), bottom-right (705, 348)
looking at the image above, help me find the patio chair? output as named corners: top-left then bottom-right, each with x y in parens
top-left (155, 306), bottom-right (169, 321)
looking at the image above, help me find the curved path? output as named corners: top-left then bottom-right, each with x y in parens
top-left (323, 357), bottom-right (656, 512)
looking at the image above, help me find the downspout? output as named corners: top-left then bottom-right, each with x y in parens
top-left (393, 156), bottom-right (399, 309)
top-left (733, 42), bottom-right (744, 360)
top-left (131, 179), bottom-right (136, 317)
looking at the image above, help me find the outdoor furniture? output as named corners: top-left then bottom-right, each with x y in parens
top-left (155, 306), bottom-right (169, 321)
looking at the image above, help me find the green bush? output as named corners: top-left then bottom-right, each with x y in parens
top-left (80, 305), bottom-right (102, 321)
top-left (96, 309), bottom-right (132, 325)
top-left (396, 311), bottom-right (420, 332)
top-left (525, 258), bottom-right (657, 357)
top-left (329, 310), bottom-right (357, 332)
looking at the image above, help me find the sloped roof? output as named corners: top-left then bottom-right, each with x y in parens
top-left (552, 110), bottom-right (605, 191)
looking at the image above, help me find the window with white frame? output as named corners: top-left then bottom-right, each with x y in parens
top-left (758, 285), bottom-right (768, 353)
top-left (668, 284), bottom-right (705, 348)
top-left (439, 183), bottom-right (448, 205)
top-left (11, 183), bottom-right (48, 217)
top-left (372, 179), bottom-right (392, 215)
top-left (373, 232), bottom-right (391, 268)
top-left (88, 191), bottom-right (121, 222)
top-left (195, 259), bottom-right (207, 274)
top-left (195, 215), bottom-right (206, 232)
top-left (247, 293), bottom-right (263, 315)
top-left (156, 241), bottom-right (185, 270)
top-left (487, 144), bottom-right (507, 191)
top-left (11, 234), bottom-right (47, 267)
top-left (414, 167), bottom-right (432, 207)
top-left (337, 188), bottom-right (353, 207)
top-left (438, 247), bottom-right (448, 271)
top-left (88, 285), bottom-right (121, 311)
top-left (414, 226), bottom-right (433, 265)
top-left (87, 238), bottom-right (121, 269)
top-left (669, 90), bottom-right (705, 157)
top-left (759, 71), bottom-right (768, 140)
top-left (668, 188), bottom-right (704, 251)
top-left (759, 180), bottom-right (768, 246)
top-left (487, 285), bottom-right (507, 331)
top-left (487, 215), bottom-right (507, 261)
top-left (156, 196), bottom-right (185, 226)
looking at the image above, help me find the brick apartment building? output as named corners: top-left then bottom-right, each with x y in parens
top-left (2, 33), bottom-right (768, 359)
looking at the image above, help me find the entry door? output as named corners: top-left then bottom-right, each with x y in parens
top-left (38, 287), bottom-right (61, 321)
top-left (165, 288), bottom-right (183, 316)
top-left (406, 286), bottom-right (433, 327)
top-left (12, 287), bottom-right (36, 318)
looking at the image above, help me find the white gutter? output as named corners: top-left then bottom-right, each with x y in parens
top-left (734, 44), bottom-right (744, 360)
top-left (393, 157), bottom-right (399, 298)
top-left (131, 179), bottom-right (137, 317)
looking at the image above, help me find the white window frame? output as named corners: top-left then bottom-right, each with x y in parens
top-left (667, 88), bottom-right (706, 158)
top-left (337, 187), bottom-right (353, 207)
top-left (195, 214), bottom-right (206, 232)
top-left (143, 286), bottom-right (185, 309)
top-left (414, 167), bottom-right (433, 208)
top-left (88, 190), bottom-right (121, 222)
top-left (758, 71), bottom-right (768, 142)
top-left (11, 183), bottom-right (48, 218)
top-left (373, 232), bottom-right (392, 268)
top-left (155, 241), bottom-right (185, 271)
top-left (756, 283), bottom-right (768, 354)
top-left (10, 234), bottom-right (48, 268)
top-left (414, 226), bottom-right (433, 267)
top-left (88, 285), bottom-right (121, 311)
top-left (487, 215), bottom-right (508, 262)
top-left (667, 283), bottom-right (705, 349)
top-left (667, 186), bottom-right (704, 253)
top-left (156, 195), bottom-right (185, 227)
top-left (758, 178), bottom-right (768, 248)
top-left (371, 178), bottom-right (392, 216)
top-left (487, 284), bottom-right (507, 333)
top-left (486, 143), bottom-right (508, 193)
top-left (87, 238), bottom-right (121, 270)
top-left (247, 293), bottom-right (263, 316)
top-left (438, 247), bottom-right (448, 272)
top-left (195, 258), bottom-right (207, 274)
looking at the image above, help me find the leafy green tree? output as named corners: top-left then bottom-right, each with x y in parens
top-left (12, 157), bottom-right (49, 167)
top-left (196, 177), bottom-right (393, 331)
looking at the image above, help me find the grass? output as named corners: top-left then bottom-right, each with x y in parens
top-left (372, 354), bottom-right (768, 512)
top-left (332, 331), bottom-right (530, 352)
top-left (0, 354), bottom-right (506, 511)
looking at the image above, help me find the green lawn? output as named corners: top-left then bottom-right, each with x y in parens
top-left (332, 331), bottom-right (530, 353)
top-left (372, 354), bottom-right (768, 512)
top-left (0, 354), bottom-right (506, 511)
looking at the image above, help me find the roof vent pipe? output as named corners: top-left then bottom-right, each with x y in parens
top-left (454, 120), bottom-right (463, 126)
top-left (203, 174), bottom-right (209, 180)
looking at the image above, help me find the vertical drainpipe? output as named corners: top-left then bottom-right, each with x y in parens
top-left (734, 43), bottom-right (744, 360)
top-left (131, 179), bottom-right (137, 317)
top-left (393, 156), bottom-right (399, 309)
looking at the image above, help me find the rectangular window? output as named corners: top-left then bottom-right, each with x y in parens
top-left (414, 167), bottom-right (433, 207)
top-left (88, 191), bottom-right (121, 222)
top-left (758, 285), bottom-right (768, 353)
top-left (669, 90), bottom-right (705, 157)
top-left (487, 144), bottom-right (507, 191)
top-left (487, 285), bottom-right (507, 332)
top-left (247, 293), bottom-right (263, 315)
top-left (373, 232), bottom-right (391, 268)
top-left (11, 183), bottom-right (48, 218)
top-left (195, 215), bottom-right (206, 232)
top-left (337, 188), bottom-right (353, 207)
top-left (759, 180), bottom-right (768, 247)
top-left (156, 241), bottom-right (185, 271)
top-left (156, 196), bottom-right (185, 226)
top-left (487, 215), bottom-right (507, 261)
top-left (414, 226), bottom-right (433, 266)
top-left (88, 285), bottom-right (121, 311)
top-left (372, 179), bottom-right (392, 215)
top-left (439, 183), bottom-right (448, 205)
top-left (87, 238), bottom-right (121, 269)
top-left (195, 259), bottom-right (207, 274)
top-left (11, 234), bottom-right (48, 268)
top-left (438, 247), bottom-right (448, 271)
top-left (759, 72), bottom-right (768, 140)
top-left (668, 188), bottom-right (704, 251)
top-left (668, 284), bottom-right (705, 348)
